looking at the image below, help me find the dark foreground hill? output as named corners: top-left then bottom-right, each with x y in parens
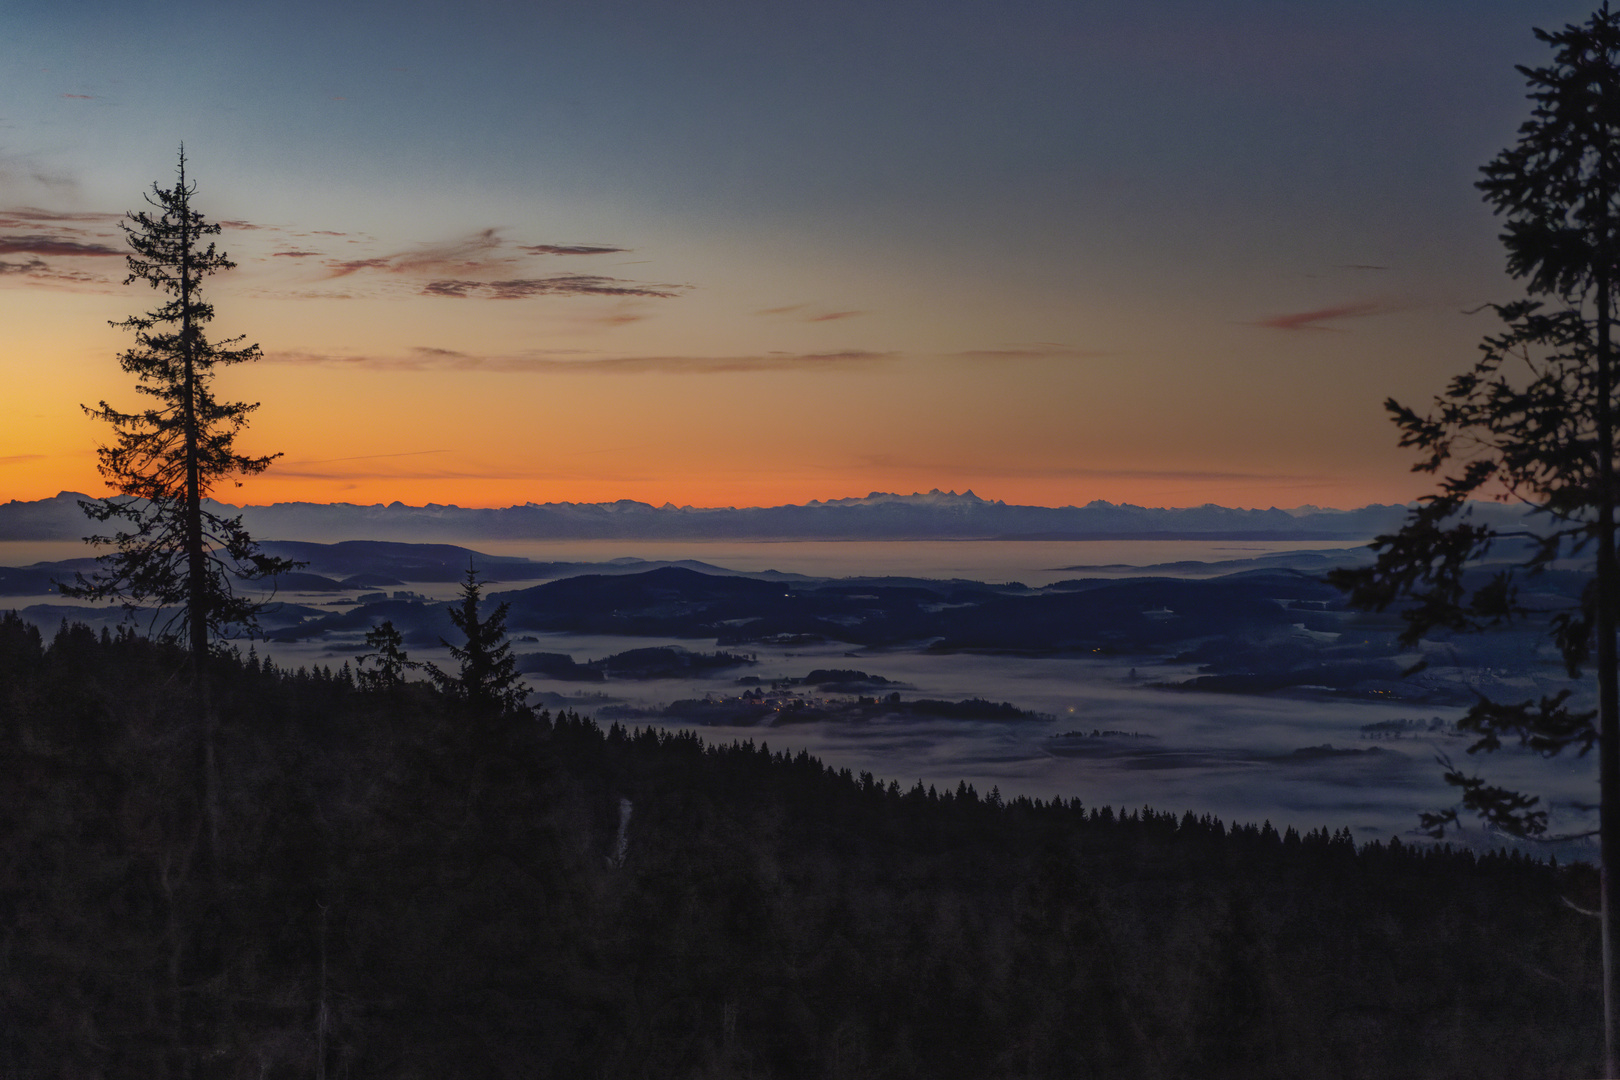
top-left (1, 615), bottom-right (1600, 1078)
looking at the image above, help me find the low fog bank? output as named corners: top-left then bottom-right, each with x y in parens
top-left (517, 638), bottom-right (1596, 855)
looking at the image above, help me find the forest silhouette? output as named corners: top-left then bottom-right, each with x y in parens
top-left (0, 614), bottom-right (1601, 1078)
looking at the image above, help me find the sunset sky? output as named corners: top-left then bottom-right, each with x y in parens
top-left (0, 0), bottom-right (1600, 510)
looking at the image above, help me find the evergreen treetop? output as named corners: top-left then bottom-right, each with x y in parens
top-left (429, 564), bottom-right (529, 716)
top-left (355, 619), bottom-right (419, 692)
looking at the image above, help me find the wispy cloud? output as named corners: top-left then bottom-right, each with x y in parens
top-left (0, 208), bottom-right (118, 229)
top-left (585, 311), bottom-right (650, 327)
top-left (1249, 299), bottom-right (1396, 332)
top-left (325, 227), bottom-right (507, 278)
top-left (266, 463), bottom-right (498, 483)
top-left (267, 346), bottom-right (894, 375)
top-left (265, 462), bottom-right (666, 486)
top-left (854, 455), bottom-right (1337, 485)
top-left (0, 151), bottom-right (87, 198)
top-left (317, 228), bottom-right (668, 299)
top-left (0, 208), bottom-right (659, 304)
top-left (0, 207), bottom-right (124, 288)
top-left (1056, 466), bottom-right (1337, 484)
top-left (757, 303), bottom-right (866, 322)
top-left (949, 343), bottom-right (1113, 361)
top-left (521, 243), bottom-right (628, 256)
top-left (550, 350), bottom-right (889, 374)
top-left (268, 341), bottom-right (1105, 372)
top-left (0, 256), bottom-right (104, 285)
top-left (251, 289), bottom-right (362, 301)
top-left (286, 448), bottom-right (452, 466)
top-left (260, 444), bottom-right (467, 485)
top-left (0, 235), bottom-right (121, 257)
top-left (408, 347), bottom-right (466, 362)
top-left (325, 256), bottom-right (392, 275)
top-left (422, 275), bottom-right (685, 299)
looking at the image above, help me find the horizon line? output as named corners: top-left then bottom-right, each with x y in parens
top-left (19, 488), bottom-right (1418, 516)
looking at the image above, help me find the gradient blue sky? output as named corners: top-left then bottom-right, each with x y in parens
top-left (0, 0), bottom-right (1599, 508)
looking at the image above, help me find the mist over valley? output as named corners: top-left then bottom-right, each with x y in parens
top-left (1, 510), bottom-right (1595, 851)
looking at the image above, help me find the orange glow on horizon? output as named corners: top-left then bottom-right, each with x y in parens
top-left (3, 445), bottom-right (1431, 514)
top-left (0, 188), bottom-right (1468, 520)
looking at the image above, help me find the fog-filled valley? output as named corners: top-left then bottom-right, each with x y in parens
top-left (3, 534), bottom-right (1598, 852)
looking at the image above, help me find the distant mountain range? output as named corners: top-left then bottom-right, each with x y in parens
top-left (0, 488), bottom-right (1525, 543)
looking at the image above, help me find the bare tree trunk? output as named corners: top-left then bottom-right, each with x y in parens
top-left (173, 151), bottom-right (224, 1079)
top-left (173, 155), bottom-right (220, 881)
top-left (178, 154), bottom-right (207, 669)
top-left (1597, 275), bottom-right (1619, 1079)
top-left (316, 902), bottom-right (329, 1080)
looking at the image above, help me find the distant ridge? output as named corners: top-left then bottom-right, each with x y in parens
top-left (0, 488), bottom-right (1491, 544)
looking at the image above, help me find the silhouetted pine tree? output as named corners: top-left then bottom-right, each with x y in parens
top-left (355, 618), bottom-right (419, 691)
top-left (429, 564), bottom-right (529, 716)
top-left (1325, 8), bottom-right (1620, 1067)
top-left (61, 148), bottom-right (297, 662)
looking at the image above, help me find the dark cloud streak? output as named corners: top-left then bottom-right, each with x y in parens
top-left (422, 275), bottom-right (685, 299)
top-left (855, 456), bottom-right (1336, 485)
top-left (323, 228), bottom-right (506, 279)
top-left (0, 256), bottom-right (102, 284)
top-left (949, 343), bottom-right (1112, 360)
top-left (325, 255), bottom-right (400, 276)
top-left (1251, 300), bottom-right (1394, 332)
top-left (0, 207), bottom-right (120, 228)
top-left (0, 234), bottom-right (121, 257)
top-left (267, 347), bottom-right (892, 375)
top-left (521, 243), bottom-right (628, 256)
top-left (758, 304), bottom-right (866, 322)
top-left (289, 448), bottom-right (451, 466)
top-left (316, 229), bottom-right (671, 299)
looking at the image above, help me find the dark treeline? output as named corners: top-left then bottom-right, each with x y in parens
top-left (0, 614), bottom-right (1601, 1078)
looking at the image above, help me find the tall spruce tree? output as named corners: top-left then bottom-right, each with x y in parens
top-left (1328, 6), bottom-right (1620, 1071)
top-left (62, 150), bottom-right (297, 663)
top-left (429, 564), bottom-right (529, 716)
